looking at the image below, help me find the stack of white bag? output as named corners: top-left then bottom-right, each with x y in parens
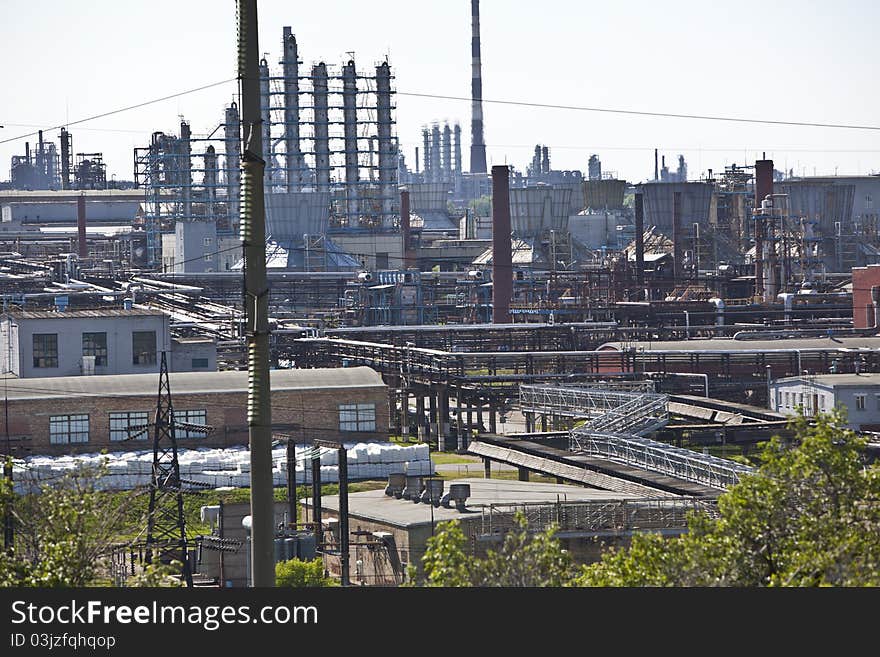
top-left (12, 442), bottom-right (435, 493)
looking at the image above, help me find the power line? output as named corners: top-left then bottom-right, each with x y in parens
top-left (0, 79), bottom-right (237, 146)
top-left (397, 91), bottom-right (880, 132)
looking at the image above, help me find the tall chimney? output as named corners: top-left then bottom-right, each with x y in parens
top-left (672, 191), bottom-right (682, 285)
top-left (754, 159), bottom-right (774, 301)
top-left (635, 193), bottom-right (645, 296)
top-left (654, 148), bottom-right (659, 182)
top-left (469, 0), bottom-right (487, 173)
top-left (77, 193), bottom-right (87, 259)
top-left (541, 146), bottom-right (550, 174)
top-left (491, 165), bottom-right (512, 323)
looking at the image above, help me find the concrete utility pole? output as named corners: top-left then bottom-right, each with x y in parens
top-left (238, 0), bottom-right (274, 587)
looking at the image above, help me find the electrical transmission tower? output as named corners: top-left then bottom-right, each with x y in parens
top-left (144, 351), bottom-right (205, 587)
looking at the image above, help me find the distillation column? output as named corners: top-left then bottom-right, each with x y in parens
top-left (224, 103), bottom-right (241, 231)
top-left (342, 59), bottom-right (359, 225)
top-left (312, 63), bottom-right (331, 192)
top-left (281, 26), bottom-right (303, 192)
top-left (376, 61), bottom-right (395, 220)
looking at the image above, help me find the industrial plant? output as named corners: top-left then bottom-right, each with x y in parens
top-left (2, 0), bottom-right (879, 592)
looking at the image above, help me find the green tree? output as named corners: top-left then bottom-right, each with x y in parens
top-left (414, 511), bottom-right (575, 587)
top-left (0, 459), bottom-right (140, 587)
top-left (576, 409), bottom-right (880, 587)
top-left (275, 558), bottom-right (339, 587)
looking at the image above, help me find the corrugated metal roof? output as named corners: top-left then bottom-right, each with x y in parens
top-left (773, 373), bottom-right (880, 387)
top-left (2, 366), bottom-right (384, 400)
top-left (3, 309), bottom-right (164, 320)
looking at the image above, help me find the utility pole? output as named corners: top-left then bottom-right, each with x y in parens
top-left (3, 376), bottom-right (13, 553)
top-left (238, 0), bottom-right (274, 587)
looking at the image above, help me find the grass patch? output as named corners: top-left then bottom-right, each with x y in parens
top-left (429, 452), bottom-right (480, 465)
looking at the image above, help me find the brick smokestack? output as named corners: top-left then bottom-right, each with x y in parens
top-left (77, 193), bottom-right (87, 259)
top-left (469, 0), bottom-right (487, 173)
top-left (491, 165), bottom-right (512, 323)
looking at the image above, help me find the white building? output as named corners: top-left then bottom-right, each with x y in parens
top-left (769, 373), bottom-right (880, 431)
top-left (0, 309), bottom-right (216, 378)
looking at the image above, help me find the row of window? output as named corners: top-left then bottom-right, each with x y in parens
top-left (50, 410), bottom-right (207, 444)
top-left (778, 391), bottom-right (827, 412)
top-left (47, 404), bottom-right (377, 445)
top-left (32, 331), bottom-right (157, 369)
top-left (778, 390), bottom-right (878, 413)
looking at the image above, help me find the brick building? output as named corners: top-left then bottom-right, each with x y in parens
top-left (852, 264), bottom-right (880, 329)
top-left (3, 366), bottom-right (388, 456)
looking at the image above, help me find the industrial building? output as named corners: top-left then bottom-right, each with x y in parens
top-left (303, 478), bottom-right (712, 584)
top-left (770, 373), bottom-right (880, 431)
top-left (2, 366), bottom-right (388, 455)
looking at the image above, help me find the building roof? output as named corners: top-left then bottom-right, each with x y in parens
top-left (772, 373), bottom-right (880, 388)
top-left (599, 336), bottom-right (880, 353)
top-left (1, 366), bottom-right (384, 401)
top-left (3, 309), bottom-right (165, 320)
top-left (308, 478), bottom-right (645, 529)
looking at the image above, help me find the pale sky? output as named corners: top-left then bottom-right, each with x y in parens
top-left (2, 0), bottom-right (879, 184)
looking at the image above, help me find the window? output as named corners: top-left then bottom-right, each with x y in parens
top-left (784, 392), bottom-right (791, 407)
top-left (775, 390), bottom-right (782, 409)
top-left (798, 393), bottom-right (804, 407)
top-left (855, 394), bottom-right (866, 411)
top-left (375, 253), bottom-right (389, 269)
top-left (33, 333), bottom-right (58, 368)
top-left (132, 331), bottom-right (157, 365)
top-left (191, 358), bottom-right (209, 369)
top-left (339, 403), bottom-right (376, 432)
top-left (176, 410), bottom-right (207, 438)
top-left (109, 411), bottom-right (150, 442)
top-left (82, 332), bottom-right (108, 367)
top-left (49, 414), bottom-right (89, 444)
top-left (820, 395), bottom-right (826, 411)
top-left (203, 237), bottom-right (213, 246)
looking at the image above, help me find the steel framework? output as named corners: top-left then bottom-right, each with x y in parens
top-left (478, 497), bottom-right (719, 537)
top-left (572, 432), bottom-right (753, 490)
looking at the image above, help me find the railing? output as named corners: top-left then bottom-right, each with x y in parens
top-left (478, 497), bottom-right (719, 537)
top-left (571, 432), bottom-right (753, 490)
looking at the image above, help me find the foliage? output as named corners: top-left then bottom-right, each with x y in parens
top-left (127, 560), bottom-right (184, 588)
top-left (576, 409), bottom-right (880, 587)
top-left (468, 195), bottom-right (492, 217)
top-left (1, 459), bottom-right (140, 587)
top-left (275, 557), bottom-right (338, 587)
top-left (414, 511), bottom-right (575, 587)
